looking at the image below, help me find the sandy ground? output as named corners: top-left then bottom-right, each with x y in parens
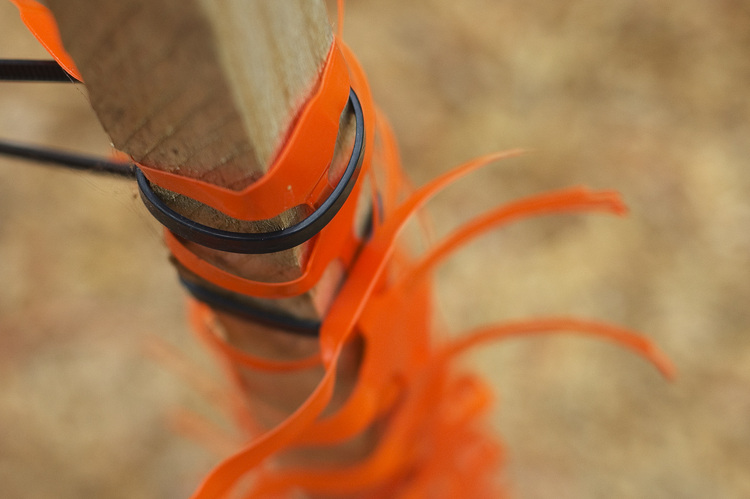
top-left (1, 0), bottom-right (749, 497)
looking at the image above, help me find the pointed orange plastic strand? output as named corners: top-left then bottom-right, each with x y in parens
top-left (320, 149), bottom-right (525, 356)
top-left (440, 317), bottom-right (676, 379)
top-left (374, 112), bottom-right (437, 243)
top-left (394, 187), bottom-right (627, 291)
top-left (300, 184), bottom-right (621, 446)
top-left (373, 112), bottom-right (413, 215)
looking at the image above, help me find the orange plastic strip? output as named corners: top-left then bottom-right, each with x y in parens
top-left (165, 223), bottom-right (349, 299)
top-left (318, 149), bottom-right (526, 354)
top-left (187, 151), bottom-right (518, 498)
top-left (246, 316), bottom-right (673, 498)
top-left (189, 301), bottom-right (321, 372)
top-left (395, 187), bottom-right (627, 291)
top-left (137, 42), bottom-right (351, 221)
top-left (14, 6), bottom-right (675, 497)
top-left (187, 159), bottom-right (678, 496)
top-left (440, 318), bottom-right (676, 379)
top-left (9, 0), bottom-right (82, 81)
top-left (301, 187), bottom-right (627, 447)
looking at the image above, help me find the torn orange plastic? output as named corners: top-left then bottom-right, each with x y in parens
top-left (185, 151), bottom-right (533, 498)
top-left (185, 161), bottom-right (675, 498)
top-left (16, 4), bottom-right (675, 498)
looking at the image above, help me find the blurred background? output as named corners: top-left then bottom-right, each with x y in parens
top-left (1, 0), bottom-right (749, 497)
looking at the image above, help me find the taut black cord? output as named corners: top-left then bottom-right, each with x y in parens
top-left (0, 139), bottom-right (135, 178)
top-left (179, 276), bottom-right (321, 337)
top-left (0, 59), bottom-right (80, 83)
top-left (0, 59), bottom-right (132, 176)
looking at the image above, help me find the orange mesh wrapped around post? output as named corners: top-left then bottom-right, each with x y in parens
top-left (13, 2), bottom-right (674, 498)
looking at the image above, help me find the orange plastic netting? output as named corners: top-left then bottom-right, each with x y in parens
top-left (13, 1), bottom-right (674, 498)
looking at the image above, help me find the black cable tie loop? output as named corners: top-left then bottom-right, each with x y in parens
top-left (179, 276), bottom-right (321, 336)
top-left (136, 88), bottom-right (365, 255)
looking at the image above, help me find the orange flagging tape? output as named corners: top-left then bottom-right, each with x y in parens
top-left (17, 3), bottom-right (675, 498)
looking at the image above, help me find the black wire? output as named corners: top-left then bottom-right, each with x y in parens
top-left (179, 276), bottom-right (321, 337)
top-left (0, 60), bottom-right (127, 176)
top-left (0, 139), bottom-right (135, 178)
top-left (0, 59), bottom-right (80, 82)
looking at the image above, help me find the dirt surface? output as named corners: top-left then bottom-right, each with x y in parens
top-left (2, 1), bottom-right (750, 497)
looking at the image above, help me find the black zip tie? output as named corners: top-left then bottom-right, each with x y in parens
top-left (137, 88), bottom-right (365, 255)
top-left (178, 194), bottom-right (378, 338)
top-left (179, 276), bottom-right (321, 337)
top-left (0, 139), bottom-right (135, 178)
top-left (0, 59), bottom-right (80, 82)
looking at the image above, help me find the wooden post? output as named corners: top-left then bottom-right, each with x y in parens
top-left (41, 0), bottom-right (371, 467)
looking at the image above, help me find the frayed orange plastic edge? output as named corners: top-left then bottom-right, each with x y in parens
top-left (186, 150), bottom-right (526, 499)
top-left (186, 175), bottom-right (676, 497)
